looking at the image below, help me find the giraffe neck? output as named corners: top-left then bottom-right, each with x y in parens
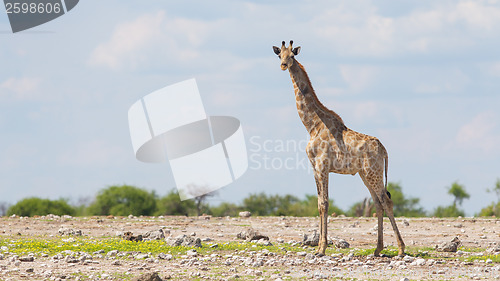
top-left (288, 59), bottom-right (345, 135)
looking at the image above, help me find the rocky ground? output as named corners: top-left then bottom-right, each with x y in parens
top-left (0, 215), bottom-right (499, 280)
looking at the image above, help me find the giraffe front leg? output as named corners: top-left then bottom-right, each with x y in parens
top-left (314, 173), bottom-right (329, 257)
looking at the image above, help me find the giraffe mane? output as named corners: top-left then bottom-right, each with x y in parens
top-left (295, 60), bottom-right (345, 124)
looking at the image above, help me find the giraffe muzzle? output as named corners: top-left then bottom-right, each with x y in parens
top-left (281, 63), bottom-right (288, 70)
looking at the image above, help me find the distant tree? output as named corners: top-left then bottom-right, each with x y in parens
top-left (87, 185), bottom-right (157, 216)
top-left (347, 198), bottom-right (374, 217)
top-left (387, 183), bottom-right (426, 217)
top-left (210, 202), bottom-right (242, 217)
top-left (292, 194), bottom-right (344, 217)
top-left (0, 202), bottom-right (10, 217)
top-left (273, 194), bottom-right (301, 216)
top-left (7, 197), bottom-right (75, 217)
top-left (242, 193), bottom-right (344, 217)
top-left (156, 190), bottom-right (196, 216)
top-left (448, 181), bottom-right (470, 207)
top-left (433, 205), bottom-right (465, 218)
top-left (242, 193), bottom-right (276, 216)
top-left (346, 183), bottom-right (425, 217)
top-left (184, 185), bottom-right (217, 216)
top-left (432, 181), bottom-right (470, 217)
top-left (487, 178), bottom-right (500, 201)
top-left (478, 179), bottom-right (500, 217)
top-left (73, 196), bottom-right (93, 216)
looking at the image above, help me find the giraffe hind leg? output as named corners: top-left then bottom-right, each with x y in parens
top-left (369, 189), bottom-right (384, 256)
top-left (360, 172), bottom-right (385, 257)
top-left (379, 191), bottom-right (405, 256)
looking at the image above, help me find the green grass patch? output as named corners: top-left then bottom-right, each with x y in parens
top-left (0, 237), bottom-right (310, 257)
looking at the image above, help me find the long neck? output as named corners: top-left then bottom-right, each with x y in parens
top-left (288, 59), bottom-right (344, 134)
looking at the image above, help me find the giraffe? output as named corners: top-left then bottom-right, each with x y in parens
top-left (273, 40), bottom-right (405, 257)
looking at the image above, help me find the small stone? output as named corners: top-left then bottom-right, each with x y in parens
top-left (303, 231), bottom-right (319, 246)
top-left (135, 253), bottom-right (149, 259)
top-left (332, 238), bottom-right (350, 249)
top-left (123, 232), bottom-right (143, 242)
top-left (297, 251), bottom-right (307, 257)
top-left (143, 229), bottom-right (166, 240)
top-left (19, 256), bottom-right (34, 262)
top-left (415, 258), bottom-right (426, 266)
top-left (400, 278), bottom-right (409, 281)
top-left (257, 239), bottom-right (272, 246)
top-left (487, 244), bottom-right (500, 253)
top-left (158, 253), bottom-right (173, 260)
top-left (237, 229), bottom-right (269, 241)
top-left (106, 250), bottom-right (119, 257)
top-left (64, 256), bottom-right (78, 263)
top-left (403, 256), bottom-right (414, 263)
top-left (131, 272), bottom-right (163, 281)
top-left (239, 211), bottom-right (252, 218)
top-left (186, 249), bottom-right (198, 257)
top-left (437, 237), bottom-right (461, 252)
top-left (58, 227), bottom-right (82, 236)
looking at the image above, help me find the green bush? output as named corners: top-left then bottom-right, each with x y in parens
top-left (432, 205), bottom-right (465, 217)
top-left (478, 202), bottom-right (500, 217)
top-left (7, 197), bottom-right (75, 217)
top-left (241, 192), bottom-right (343, 217)
top-left (387, 183), bottom-right (426, 217)
top-left (209, 202), bottom-right (242, 217)
top-left (87, 185), bottom-right (157, 216)
top-left (156, 190), bottom-right (197, 216)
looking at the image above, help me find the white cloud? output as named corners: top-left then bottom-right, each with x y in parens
top-left (310, 1), bottom-right (500, 57)
top-left (0, 77), bottom-right (42, 101)
top-left (88, 11), bottom-right (166, 70)
top-left (338, 64), bottom-right (379, 93)
top-left (455, 111), bottom-right (500, 154)
top-left (88, 11), bottom-right (226, 71)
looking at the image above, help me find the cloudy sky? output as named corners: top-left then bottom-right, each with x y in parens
top-left (1, 0), bottom-right (500, 215)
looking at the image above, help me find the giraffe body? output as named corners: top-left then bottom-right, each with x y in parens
top-left (273, 41), bottom-right (405, 256)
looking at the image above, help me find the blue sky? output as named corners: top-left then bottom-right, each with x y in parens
top-left (1, 0), bottom-right (500, 215)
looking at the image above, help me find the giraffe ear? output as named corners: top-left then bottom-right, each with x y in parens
top-left (292, 46), bottom-right (301, 56)
top-left (273, 46), bottom-right (281, 55)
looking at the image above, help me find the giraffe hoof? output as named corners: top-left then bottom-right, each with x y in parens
top-left (314, 252), bottom-right (325, 257)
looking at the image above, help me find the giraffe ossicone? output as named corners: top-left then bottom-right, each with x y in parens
top-left (273, 41), bottom-right (405, 257)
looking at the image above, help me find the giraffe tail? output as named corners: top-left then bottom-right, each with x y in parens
top-left (382, 142), bottom-right (388, 190)
top-left (385, 152), bottom-right (388, 189)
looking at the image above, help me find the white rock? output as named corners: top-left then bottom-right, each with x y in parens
top-left (239, 211), bottom-right (252, 218)
top-left (415, 258), bottom-right (426, 266)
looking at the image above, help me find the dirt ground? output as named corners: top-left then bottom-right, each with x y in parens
top-left (0, 215), bottom-right (499, 280)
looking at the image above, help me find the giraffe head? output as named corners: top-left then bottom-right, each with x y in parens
top-left (273, 40), bottom-right (301, 71)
